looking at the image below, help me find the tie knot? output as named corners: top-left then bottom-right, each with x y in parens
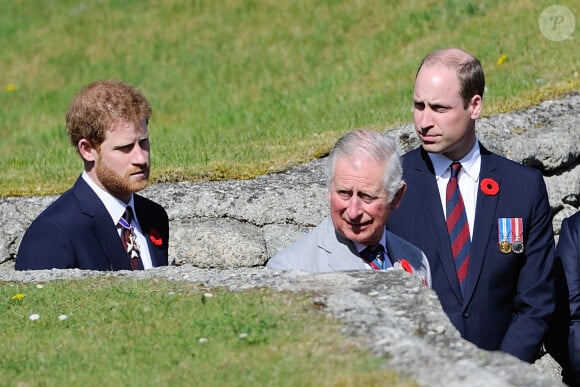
top-left (362, 244), bottom-right (384, 261)
top-left (120, 206), bottom-right (133, 229)
top-left (124, 206), bottom-right (134, 223)
top-left (450, 162), bottom-right (462, 177)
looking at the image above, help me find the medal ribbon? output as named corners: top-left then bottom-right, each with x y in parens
top-left (118, 216), bottom-right (132, 231)
top-left (512, 217), bottom-right (522, 242)
top-left (498, 218), bottom-right (512, 242)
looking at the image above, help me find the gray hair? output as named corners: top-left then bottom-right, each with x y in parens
top-left (325, 130), bottom-right (403, 201)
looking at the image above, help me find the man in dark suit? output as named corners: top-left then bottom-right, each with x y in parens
top-left (386, 48), bottom-right (555, 362)
top-left (267, 130), bottom-right (431, 287)
top-left (546, 211), bottom-right (580, 386)
top-left (16, 80), bottom-right (169, 271)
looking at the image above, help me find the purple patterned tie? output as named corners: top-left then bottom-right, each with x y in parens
top-left (446, 162), bottom-right (471, 295)
top-left (119, 207), bottom-right (142, 271)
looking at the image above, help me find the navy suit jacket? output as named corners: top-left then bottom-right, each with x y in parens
top-left (387, 144), bottom-right (556, 362)
top-left (546, 211), bottom-right (580, 385)
top-left (16, 177), bottom-right (169, 270)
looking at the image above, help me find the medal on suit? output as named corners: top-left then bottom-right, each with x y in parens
top-left (512, 240), bottom-right (524, 254)
top-left (511, 217), bottom-right (524, 254)
top-left (499, 240), bottom-right (512, 254)
top-left (498, 218), bottom-right (524, 254)
top-left (127, 233), bottom-right (141, 258)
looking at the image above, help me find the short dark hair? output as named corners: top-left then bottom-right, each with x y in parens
top-left (417, 48), bottom-right (485, 108)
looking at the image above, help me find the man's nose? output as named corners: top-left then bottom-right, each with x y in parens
top-left (346, 196), bottom-right (363, 218)
top-left (132, 144), bottom-right (149, 164)
top-left (419, 109), bottom-right (433, 129)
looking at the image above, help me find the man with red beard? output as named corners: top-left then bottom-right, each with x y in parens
top-left (16, 80), bottom-right (169, 270)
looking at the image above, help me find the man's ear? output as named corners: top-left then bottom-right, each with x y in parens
top-left (469, 94), bottom-right (483, 120)
top-left (78, 139), bottom-right (97, 162)
top-left (390, 181), bottom-right (407, 210)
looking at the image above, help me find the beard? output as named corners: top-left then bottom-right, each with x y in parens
top-left (95, 157), bottom-right (149, 199)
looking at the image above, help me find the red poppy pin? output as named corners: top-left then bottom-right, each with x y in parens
top-left (399, 259), bottom-right (413, 274)
top-left (480, 178), bottom-right (499, 196)
top-left (148, 229), bottom-right (163, 247)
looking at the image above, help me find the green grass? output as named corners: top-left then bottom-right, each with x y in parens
top-left (0, 277), bottom-right (412, 386)
top-left (1, 0), bottom-right (578, 196)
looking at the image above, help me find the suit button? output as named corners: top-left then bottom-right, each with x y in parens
top-left (462, 312), bottom-right (469, 319)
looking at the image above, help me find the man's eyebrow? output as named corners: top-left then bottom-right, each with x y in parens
top-left (113, 142), bottom-right (134, 149)
top-left (357, 191), bottom-right (379, 197)
top-left (415, 100), bottom-right (450, 109)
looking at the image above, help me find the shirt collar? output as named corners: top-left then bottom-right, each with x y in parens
top-left (81, 171), bottom-right (135, 224)
top-left (427, 138), bottom-right (481, 183)
top-left (354, 231), bottom-right (387, 254)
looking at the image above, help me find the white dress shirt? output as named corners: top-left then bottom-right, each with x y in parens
top-left (81, 172), bottom-right (153, 269)
top-left (428, 140), bottom-right (481, 238)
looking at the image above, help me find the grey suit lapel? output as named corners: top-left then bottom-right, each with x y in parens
top-left (319, 218), bottom-right (368, 271)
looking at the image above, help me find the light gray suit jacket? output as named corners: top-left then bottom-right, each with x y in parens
top-left (267, 217), bottom-right (431, 286)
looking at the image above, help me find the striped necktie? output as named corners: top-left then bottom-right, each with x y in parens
top-left (446, 162), bottom-right (471, 295)
top-left (119, 206), bottom-right (143, 271)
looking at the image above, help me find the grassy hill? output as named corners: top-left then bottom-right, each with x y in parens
top-left (1, 0), bottom-right (578, 196)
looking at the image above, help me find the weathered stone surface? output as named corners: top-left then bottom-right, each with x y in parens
top-left (170, 218), bottom-right (267, 268)
top-left (546, 168), bottom-right (580, 211)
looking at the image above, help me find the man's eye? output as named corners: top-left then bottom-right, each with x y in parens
top-left (116, 144), bottom-right (133, 152)
top-left (359, 194), bottom-right (376, 204)
top-left (337, 191), bottom-right (351, 199)
top-left (414, 102), bottom-right (425, 110)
